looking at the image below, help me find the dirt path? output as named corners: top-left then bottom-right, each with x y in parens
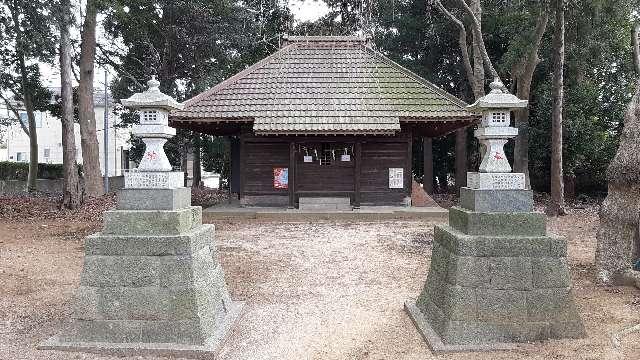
top-left (1, 210), bottom-right (639, 359)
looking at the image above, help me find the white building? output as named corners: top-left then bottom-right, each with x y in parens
top-left (0, 90), bottom-right (133, 177)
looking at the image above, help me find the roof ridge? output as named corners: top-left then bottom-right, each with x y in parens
top-left (182, 43), bottom-right (296, 108)
top-left (363, 45), bottom-right (470, 110)
top-left (283, 35), bottom-right (369, 43)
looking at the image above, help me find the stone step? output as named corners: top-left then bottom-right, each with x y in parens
top-left (298, 197), bottom-right (352, 211)
top-left (298, 203), bottom-right (352, 211)
top-left (85, 225), bottom-right (215, 256)
top-left (102, 206), bottom-right (202, 236)
top-left (298, 197), bottom-right (351, 205)
top-left (448, 207), bottom-right (546, 237)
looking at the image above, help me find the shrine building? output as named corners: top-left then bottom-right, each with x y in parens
top-left (169, 36), bottom-right (479, 208)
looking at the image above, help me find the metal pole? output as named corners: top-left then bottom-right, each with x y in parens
top-left (103, 70), bottom-right (109, 192)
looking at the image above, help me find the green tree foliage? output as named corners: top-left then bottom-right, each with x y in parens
top-left (102, 0), bottom-right (637, 194)
top-left (104, 0), bottom-right (293, 181)
top-left (528, 0), bottom-right (639, 193)
top-left (307, 0), bottom-right (639, 194)
top-left (0, 0), bottom-right (57, 190)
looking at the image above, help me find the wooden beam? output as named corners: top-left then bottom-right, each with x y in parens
top-left (455, 128), bottom-right (467, 190)
top-left (406, 130), bottom-right (413, 198)
top-left (354, 140), bottom-right (362, 208)
top-left (239, 133), bottom-right (246, 202)
top-left (289, 141), bottom-right (296, 208)
top-left (423, 137), bottom-right (434, 194)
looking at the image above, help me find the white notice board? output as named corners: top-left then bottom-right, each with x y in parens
top-left (389, 168), bottom-right (404, 189)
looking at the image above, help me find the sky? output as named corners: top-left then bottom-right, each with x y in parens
top-left (289, 0), bottom-right (330, 23)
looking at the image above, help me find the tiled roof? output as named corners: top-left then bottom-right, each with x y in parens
top-left (171, 36), bottom-right (476, 135)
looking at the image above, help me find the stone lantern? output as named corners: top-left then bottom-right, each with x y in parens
top-left (40, 78), bottom-right (243, 358)
top-left (405, 78), bottom-right (584, 351)
top-left (466, 78), bottom-right (528, 190)
top-left (121, 76), bottom-right (184, 187)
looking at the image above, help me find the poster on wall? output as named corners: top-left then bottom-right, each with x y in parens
top-left (273, 167), bottom-right (289, 189)
top-left (389, 168), bottom-right (404, 189)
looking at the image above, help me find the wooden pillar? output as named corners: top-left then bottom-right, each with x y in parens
top-left (289, 141), bottom-right (296, 209)
top-left (238, 133), bottom-right (245, 202)
top-left (423, 137), bottom-right (434, 194)
top-left (455, 128), bottom-right (467, 190)
top-left (354, 140), bottom-right (362, 208)
top-left (406, 131), bottom-right (413, 196)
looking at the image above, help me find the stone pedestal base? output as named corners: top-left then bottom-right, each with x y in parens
top-left (407, 189), bottom-right (584, 352)
top-left (40, 188), bottom-right (243, 359)
top-left (467, 172), bottom-right (525, 190)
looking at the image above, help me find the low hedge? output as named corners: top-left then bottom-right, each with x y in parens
top-left (0, 161), bottom-right (65, 180)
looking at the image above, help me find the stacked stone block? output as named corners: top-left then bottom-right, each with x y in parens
top-left (41, 188), bottom-right (243, 358)
top-left (406, 188), bottom-right (584, 350)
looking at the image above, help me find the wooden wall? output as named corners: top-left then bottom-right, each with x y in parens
top-left (243, 140), bottom-right (289, 195)
top-left (360, 138), bottom-right (410, 206)
top-left (240, 132), bottom-right (411, 207)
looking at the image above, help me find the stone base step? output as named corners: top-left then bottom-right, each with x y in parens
top-left (298, 197), bottom-right (351, 211)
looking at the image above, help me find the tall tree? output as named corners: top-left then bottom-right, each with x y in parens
top-left (432, 0), bottom-right (551, 189)
top-left (431, 0), bottom-right (499, 189)
top-left (1, 0), bottom-right (56, 192)
top-left (547, 0), bottom-right (566, 216)
top-left (56, 0), bottom-right (82, 209)
top-left (78, 0), bottom-right (104, 197)
top-left (104, 0), bottom-right (293, 174)
top-left (527, 0), bottom-right (639, 193)
top-left (634, 22), bottom-right (640, 74)
top-left (510, 6), bottom-right (550, 188)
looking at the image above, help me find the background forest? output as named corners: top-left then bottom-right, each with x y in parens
top-left (3, 0), bottom-right (639, 197)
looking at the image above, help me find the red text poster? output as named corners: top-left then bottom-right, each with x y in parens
top-left (273, 167), bottom-right (289, 189)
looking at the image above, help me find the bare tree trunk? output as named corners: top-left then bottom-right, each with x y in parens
top-left (633, 23), bottom-right (640, 75)
top-left (469, 0), bottom-right (485, 98)
top-left (453, 0), bottom-right (485, 191)
top-left (9, 1), bottom-right (38, 192)
top-left (435, 1), bottom-right (550, 191)
top-left (78, 0), bottom-right (103, 197)
top-left (182, 140), bottom-right (190, 187)
top-left (547, 0), bottom-right (566, 216)
top-left (193, 135), bottom-right (202, 188)
top-left (19, 55), bottom-right (38, 193)
top-left (513, 10), bottom-right (550, 189)
top-left (58, 0), bottom-right (81, 209)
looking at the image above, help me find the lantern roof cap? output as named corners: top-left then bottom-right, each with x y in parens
top-left (467, 78), bottom-right (528, 111)
top-left (121, 76), bottom-right (184, 111)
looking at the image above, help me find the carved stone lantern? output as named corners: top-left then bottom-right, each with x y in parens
top-left (40, 78), bottom-right (243, 357)
top-left (405, 78), bottom-right (585, 351)
top-left (466, 78), bottom-right (528, 189)
top-left (121, 76), bottom-right (184, 188)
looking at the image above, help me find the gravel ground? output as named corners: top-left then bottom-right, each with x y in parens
top-left (1, 207), bottom-right (639, 359)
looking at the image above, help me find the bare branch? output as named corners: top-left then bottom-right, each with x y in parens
top-left (431, 0), bottom-right (476, 95)
top-left (0, 92), bottom-right (29, 136)
top-left (96, 44), bottom-right (145, 90)
top-left (455, 0), bottom-right (500, 81)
